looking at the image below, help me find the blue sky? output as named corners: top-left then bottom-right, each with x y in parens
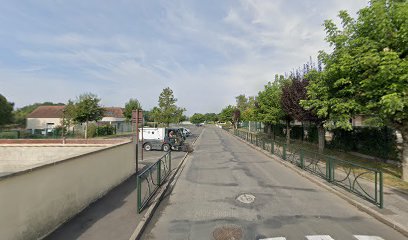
top-left (0, 0), bottom-right (367, 115)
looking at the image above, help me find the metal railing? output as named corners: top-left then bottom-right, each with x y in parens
top-left (137, 151), bottom-right (172, 213)
top-left (233, 129), bottom-right (384, 208)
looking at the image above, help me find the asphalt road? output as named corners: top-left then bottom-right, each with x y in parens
top-left (142, 126), bottom-right (407, 240)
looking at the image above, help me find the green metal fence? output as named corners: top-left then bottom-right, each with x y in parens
top-left (233, 129), bottom-right (384, 208)
top-left (137, 151), bottom-right (172, 213)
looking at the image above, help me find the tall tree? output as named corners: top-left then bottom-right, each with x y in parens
top-left (219, 105), bottom-right (235, 124)
top-left (255, 75), bottom-right (285, 136)
top-left (302, 0), bottom-right (408, 180)
top-left (71, 93), bottom-right (104, 139)
top-left (204, 113), bottom-right (218, 122)
top-left (190, 113), bottom-right (206, 124)
top-left (124, 98), bottom-right (142, 122)
top-left (233, 109), bottom-right (241, 129)
top-left (238, 95), bottom-right (257, 122)
top-left (60, 100), bottom-right (75, 137)
top-left (235, 94), bottom-right (249, 113)
top-left (0, 94), bottom-right (14, 127)
top-left (283, 66), bottom-right (326, 152)
top-left (154, 87), bottom-right (185, 126)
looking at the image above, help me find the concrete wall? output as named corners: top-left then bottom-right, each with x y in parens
top-left (0, 141), bottom-right (135, 240)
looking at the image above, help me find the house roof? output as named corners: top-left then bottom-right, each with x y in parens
top-left (27, 106), bottom-right (125, 119)
top-left (103, 107), bottom-right (125, 118)
top-left (27, 106), bottom-right (65, 118)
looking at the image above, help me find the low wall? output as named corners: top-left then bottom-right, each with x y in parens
top-left (0, 138), bottom-right (131, 144)
top-left (0, 140), bottom-right (135, 240)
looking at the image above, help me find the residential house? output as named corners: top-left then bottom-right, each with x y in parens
top-left (26, 106), bottom-right (65, 134)
top-left (27, 106), bottom-right (132, 134)
top-left (99, 107), bottom-right (131, 132)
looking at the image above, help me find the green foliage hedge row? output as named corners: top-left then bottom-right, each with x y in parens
top-left (328, 127), bottom-right (398, 160)
top-left (267, 124), bottom-right (398, 160)
top-left (87, 124), bottom-right (116, 138)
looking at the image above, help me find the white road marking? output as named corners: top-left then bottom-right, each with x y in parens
top-left (354, 236), bottom-right (385, 240)
top-left (259, 238), bottom-right (286, 240)
top-left (306, 236), bottom-right (335, 240)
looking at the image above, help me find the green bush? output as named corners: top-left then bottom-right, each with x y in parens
top-left (0, 131), bottom-right (19, 139)
top-left (86, 124), bottom-right (116, 137)
top-left (87, 123), bottom-right (98, 138)
top-left (328, 127), bottom-right (398, 160)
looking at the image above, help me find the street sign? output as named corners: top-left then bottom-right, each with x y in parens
top-left (132, 110), bottom-right (143, 124)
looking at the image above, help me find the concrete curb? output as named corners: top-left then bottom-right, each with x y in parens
top-left (227, 130), bottom-right (408, 238)
top-left (128, 128), bottom-right (205, 240)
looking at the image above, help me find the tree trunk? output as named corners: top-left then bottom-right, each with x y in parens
top-left (85, 121), bottom-right (88, 139)
top-left (317, 123), bottom-right (325, 153)
top-left (401, 130), bottom-right (408, 182)
top-left (286, 120), bottom-right (290, 146)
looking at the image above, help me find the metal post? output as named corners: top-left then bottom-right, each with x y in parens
top-left (379, 171), bottom-right (384, 208)
top-left (137, 176), bottom-right (141, 213)
top-left (262, 140), bottom-right (265, 150)
top-left (135, 139), bottom-right (139, 173)
top-left (157, 161), bottom-right (162, 185)
top-left (283, 144), bottom-right (286, 160)
top-left (326, 157), bottom-right (330, 181)
top-left (135, 113), bottom-right (139, 173)
top-left (375, 171), bottom-right (378, 204)
top-left (300, 149), bottom-right (304, 169)
top-left (169, 151), bottom-right (172, 171)
top-left (141, 120), bottom-right (144, 161)
top-left (271, 141), bottom-right (274, 154)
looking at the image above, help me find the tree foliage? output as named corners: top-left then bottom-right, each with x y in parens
top-left (303, 1), bottom-right (408, 131)
top-left (152, 87), bottom-right (185, 126)
top-left (0, 94), bottom-right (14, 127)
top-left (302, 0), bottom-right (408, 179)
top-left (124, 98), bottom-right (142, 121)
top-left (235, 94), bottom-right (257, 122)
top-left (219, 105), bottom-right (235, 123)
top-left (190, 113), bottom-right (206, 124)
top-left (255, 75), bottom-right (285, 125)
top-left (204, 113), bottom-right (219, 122)
top-left (70, 93), bottom-right (104, 138)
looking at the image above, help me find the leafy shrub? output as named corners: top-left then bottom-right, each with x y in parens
top-left (328, 127), bottom-right (398, 160)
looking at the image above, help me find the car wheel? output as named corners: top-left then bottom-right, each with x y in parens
top-left (144, 143), bottom-right (152, 151)
top-left (162, 144), bottom-right (170, 152)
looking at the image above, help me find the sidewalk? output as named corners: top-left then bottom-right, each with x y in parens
top-left (230, 130), bottom-right (408, 235)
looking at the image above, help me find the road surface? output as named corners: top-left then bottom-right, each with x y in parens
top-left (142, 126), bottom-right (406, 240)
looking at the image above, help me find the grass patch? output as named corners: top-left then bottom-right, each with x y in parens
top-left (236, 128), bottom-right (408, 192)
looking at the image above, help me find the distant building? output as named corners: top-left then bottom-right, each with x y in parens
top-left (99, 107), bottom-right (131, 132)
top-left (26, 106), bottom-right (65, 134)
top-left (27, 106), bottom-right (131, 134)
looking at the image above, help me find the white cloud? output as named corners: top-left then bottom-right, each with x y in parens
top-left (0, 0), bottom-right (368, 114)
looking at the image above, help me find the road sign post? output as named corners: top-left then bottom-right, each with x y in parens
top-left (132, 110), bottom-right (144, 173)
